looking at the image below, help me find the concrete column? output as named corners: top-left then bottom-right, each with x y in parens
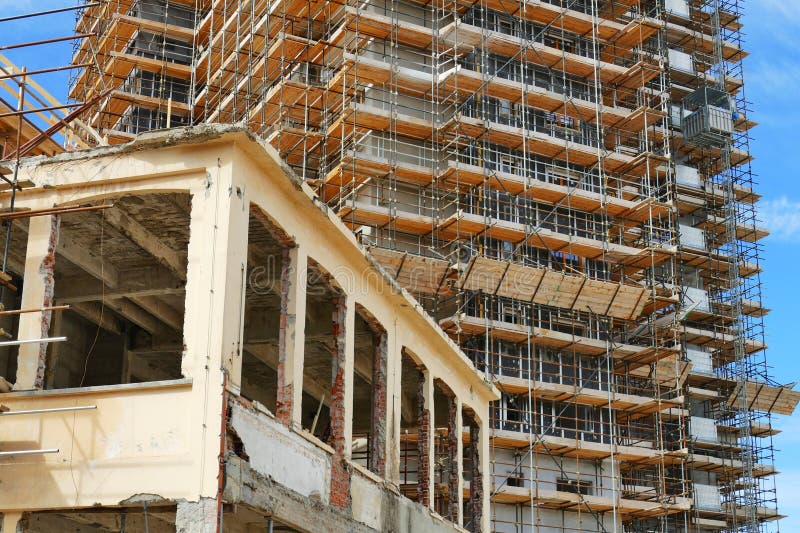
top-left (182, 169), bottom-right (247, 384)
top-left (176, 498), bottom-right (218, 533)
top-left (370, 330), bottom-right (388, 476)
top-left (386, 329), bottom-right (402, 486)
top-left (330, 295), bottom-right (354, 510)
top-left (14, 214), bottom-right (59, 390)
top-left (219, 184), bottom-right (250, 389)
top-left (2, 512), bottom-right (23, 532)
top-left (275, 245), bottom-right (307, 427)
top-left (469, 421), bottom-right (483, 533)
top-left (418, 369), bottom-right (434, 508)
top-left (461, 407), bottom-right (487, 533)
top-left (330, 294), bottom-right (355, 455)
top-left (335, 295), bottom-right (355, 457)
top-left (450, 396), bottom-right (464, 526)
top-left (182, 157), bottom-right (242, 498)
top-left (469, 412), bottom-right (490, 533)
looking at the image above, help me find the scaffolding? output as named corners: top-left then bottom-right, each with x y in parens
top-left (670, 1), bottom-right (791, 532)
top-left (0, 4), bottom-right (111, 373)
top-left (0, 0), bottom-right (794, 531)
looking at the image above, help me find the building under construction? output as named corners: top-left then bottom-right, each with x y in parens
top-left (0, 0), bottom-right (797, 532)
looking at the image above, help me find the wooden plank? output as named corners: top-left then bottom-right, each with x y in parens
top-left (366, 247), bottom-right (451, 295)
top-left (457, 256), bottom-right (648, 320)
top-left (729, 381), bottom-right (800, 416)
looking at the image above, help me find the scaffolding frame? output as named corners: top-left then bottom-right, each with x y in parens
top-left (0, 0), bottom-right (790, 531)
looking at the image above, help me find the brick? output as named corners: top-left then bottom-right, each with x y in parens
top-left (329, 297), bottom-right (351, 510)
top-left (370, 331), bottom-right (387, 476)
top-left (417, 372), bottom-right (430, 507)
top-left (275, 247), bottom-right (294, 425)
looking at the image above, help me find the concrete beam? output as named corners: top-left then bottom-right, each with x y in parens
top-left (127, 343), bottom-right (182, 356)
top-left (244, 306), bottom-right (378, 389)
top-left (129, 295), bottom-right (183, 331)
top-left (103, 206), bottom-right (187, 281)
top-left (30, 511), bottom-right (176, 533)
top-left (250, 204), bottom-right (295, 247)
top-left (15, 220), bottom-right (120, 289)
top-left (246, 333), bottom-right (395, 426)
top-left (56, 268), bottom-right (184, 304)
top-left (104, 298), bottom-right (164, 335)
top-left (70, 301), bottom-right (123, 335)
top-left (16, 212), bottom-right (185, 338)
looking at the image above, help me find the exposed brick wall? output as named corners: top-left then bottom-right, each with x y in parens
top-left (469, 422), bottom-right (483, 533)
top-left (417, 372), bottom-right (430, 507)
top-left (330, 457), bottom-right (351, 510)
top-left (432, 378), bottom-right (460, 522)
top-left (275, 247), bottom-right (294, 425)
top-left (329, 296), bottom-right (351, 509)
top-left (370, 331), bottom-right (387, 476)
top-left (447, 395), bottom-right (460, 523)
top-left (34, 215), bottom-right (59, 389)
top-left (330, 296), bottom-right (347, 455)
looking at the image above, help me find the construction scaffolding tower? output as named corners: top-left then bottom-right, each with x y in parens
top-left (0, 0), bottom-right (795, 531)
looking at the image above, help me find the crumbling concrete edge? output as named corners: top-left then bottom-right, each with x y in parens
top-left (223, 454), bottom-right (373, 533)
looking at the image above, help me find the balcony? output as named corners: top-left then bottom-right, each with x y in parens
top-left (455, 255), bottom-right (650, 320)
top-left (440, 21), bottom-right (662, 92)
top-left (492, 484), bottom-right (690, 519)
top-left (439, 161), bottom-right (671, 222)
top-left (438, 208), bottom-right (673, 270)
top-left (440, 313), bottom-right (676, 366)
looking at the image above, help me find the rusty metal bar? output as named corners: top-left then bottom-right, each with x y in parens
top-left (0, 63), bottom-right (93, 81)
top-left (0, 449), bottom-right (59, 457)
top-left (9, 89), bottom-right (110, 159)
top-left (0, 336), bottom-right (66, 348)
top-left (0, 305), bottom-right (69, 317)
top-left (0, 204), bottom-right (113, 221)
top-left (0, 405), bottom-right (96, 416)
top-left (0, 3), bottom-right (100, 24)
top-left (0, 103), bottom-right (83, 119)
top-left (0, 33), bottom-right (94, 52)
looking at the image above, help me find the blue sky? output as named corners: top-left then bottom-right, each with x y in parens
top-left (741, 1), bottom-right (800, 530)
top-left (0, 0), bottom-right (81, 143)
top-left (1, 0), bottom-right (799, 528)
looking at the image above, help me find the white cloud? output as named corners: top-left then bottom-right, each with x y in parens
top-left (759, 197), bottom-right (800, 242)
top-left (748, 59), bottom-right (800, 98)
top-left (748, 0), bottom-right (800, 20)
top-left (743, 0), bottom-right (800, 97)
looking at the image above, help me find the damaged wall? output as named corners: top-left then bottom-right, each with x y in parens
top-left (229, 397), bottom-right (331, 505)
top-left (0, 380), bottom-right (200, 510)
top-left (227, 360), bottom-right (476, 533)
top-left (0, 126), bottom-right (498, 533)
